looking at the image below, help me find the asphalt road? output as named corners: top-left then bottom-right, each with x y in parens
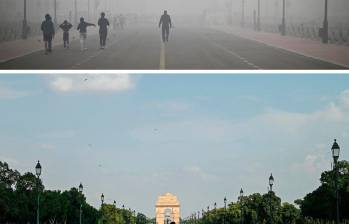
top-left (0, 25), bottom-right (346, 70)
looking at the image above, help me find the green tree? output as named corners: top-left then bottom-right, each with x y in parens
top-left (298, 160), bottom-right (349, 221)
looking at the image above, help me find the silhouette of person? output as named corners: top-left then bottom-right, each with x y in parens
top-left (59, 20), bottom-right (73, 48)
top-left (77, 17), bottom-right (95, 51)
top-left (41, 14), bottom-right (55, 54)
top-left (159, 10), bottom-right (172, 42)
top-left (98, 12), bottom-right (110, 49)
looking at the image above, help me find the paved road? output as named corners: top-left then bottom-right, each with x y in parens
top-left (0, 25), bottom-right (346, 69)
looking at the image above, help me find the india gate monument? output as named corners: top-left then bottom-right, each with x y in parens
top-left (155, 193), bottom-right (180, 224)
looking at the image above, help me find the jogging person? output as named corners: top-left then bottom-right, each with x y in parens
top-left (41, 14), bottom-right (55, 54)
top-left (158, 10), bottom-right (172, 42)
top-left (77, 17), bottom-right (95, 51)
top-left (98, 12), bottom-right (110, 49)
top-left (59, 20), bottom-right (73, 48)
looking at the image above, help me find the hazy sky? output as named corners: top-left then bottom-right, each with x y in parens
top-left (0, 74), bottom-right (349, 218)
top-left (1, 0), bottom-right (349, 24)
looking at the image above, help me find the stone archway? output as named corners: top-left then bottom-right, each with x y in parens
top-left (155, 193), bottom-right (180, 224)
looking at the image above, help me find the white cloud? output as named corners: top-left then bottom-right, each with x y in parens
top-left (339, 89), bottom-right (349, 108)
top-left (0, 84), bottom-right (30, 99)
top-left (49, 74), bottom-right (136, 92)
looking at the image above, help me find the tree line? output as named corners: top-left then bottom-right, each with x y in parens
top-left (0, 161), bottom-right (148, 224)
top-left (183, 160), bottom-right (349, 224)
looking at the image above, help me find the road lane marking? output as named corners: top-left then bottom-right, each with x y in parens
top-left (201, 35), bottom-right (262, 69)
top-left (159, 41), bottom-right (166, 69)
top-left (71, 38), bottom-right (121, 69)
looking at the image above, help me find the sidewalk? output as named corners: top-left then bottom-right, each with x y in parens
top-left (0, 30), bottom-right (80, 63)
top-left (213, 25), bottom-right (349, 68)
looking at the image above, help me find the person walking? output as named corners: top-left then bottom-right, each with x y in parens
top-left (158, 10), bottom-right (172, 42)
top-left (98, 12), bottom-right (110, 49)
top-left (59, 20), bottom-right (73, 48)
top-left (41, 14), bottom-right (55, 54)
top-left (77, 17), bottom-right (95, 51)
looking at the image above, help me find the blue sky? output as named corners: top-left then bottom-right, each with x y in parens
top-left (0, 74), bottom-right (349, 218)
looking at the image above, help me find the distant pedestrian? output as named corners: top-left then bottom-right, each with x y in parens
top-left (41, 14), bottom-right (55, 54)
top-left (98, 12), bottom-right (110, 49)
top-left (159, 10), bottom-right (172, 42)
top-left (77, 17), bottom-right (95, 51)
top-left (59, 20), bottom-right (73, 48)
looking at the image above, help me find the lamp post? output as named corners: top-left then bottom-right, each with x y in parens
top-left (269, 174), bottom-right (274, 224)
top-left (113, 200), bottom-right (116, 224)
top-left (241, 0), bottom-right (245, 27)
top-left (224, 197), bottom-right (227, 224)
top-left (88, 0), bottom-right (90, 20)
top-left (128, 208), bottom-right (131, 224)
top-left (240, 189), bottom-right (244, 224)
top-left (101, 194), bottom-right (104, 224)
top-left (35, 161), bottom-right (42, 224)
top-left (279, 0), bottom-right (285, 35)
top-left (257, 0), bottom-right (261, 31)
top-left (22, 0), bottom-right (28, 39)
top-left (74, 0), bottom-right (77, 26)
top-left (322, 0), bottom-right (328, 43)
top-left (79, 183), bottom-right (83, 224)
top-left (202, 209), bottom-right (205, 224)
top-left (331, 139), bottom-right (340, 224)
top-left (54, 0), bottom-right (57, 25)
top-left (228, 0), bottom-right (233, 25)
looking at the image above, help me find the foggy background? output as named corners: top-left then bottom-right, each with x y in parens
top-left (1, 0), bottom-right (348, 31)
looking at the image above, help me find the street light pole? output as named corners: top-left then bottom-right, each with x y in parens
top-left (113, 201), bottom-right (117, 224)
top-left (88, 0), bottom-right (90, 21)
top-left (101, 194), bottom-right (104, 224)
top-left (240, 189), bottom-right (244, 224)
top-left (22, 0), bottom-right (28, 39)
top-left (54, 0), bottom-right (57, 25)
top-left (35, 161), bottom-right (42, 224)
top-left (241, 0), bottom-right (245, 27)
top-left (79, 183), bottom-right (83, 224)
top-left (331, 139), bottom-right (340, 224)
top-left (269, 174), bottom-right (274, 224)
top-left (322, 0), bottom-right (328, 43)
top-left (74, 0), bottom-right (77, 26)
top-left (224, 197), bottom-right (227, 224)
top-left (281, 0), bottom-right (286, 35)
top-left (257, 0), bottom-right (261, 31)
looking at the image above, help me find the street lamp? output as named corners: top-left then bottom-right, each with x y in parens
top-left (257, 0), bottom-right (261, 31)
top-left (240, 188), bottom-right (244, 224)
top-left (79, 183), bottom-right (83, 224)
top-left (54, 0), bottom-right (57, 25)
top-left (268, 174), bottom-right (274, 224)
top-left (224, 197), bottom-right (227, 224)
top-left (331, 139), bottom-right (340, 224)
top-left (269, 173), bottom-right (274, 191)
top-left (35, 161), bottom-right (42, 224)
top-left (74, 0), bottom-right (77, 26)
top-left (322, 0), bottom-right (329, 43)
top-left (129, 208), bottom-right (132, 224)
top-left (101, 194), bottom-right (104, 224)
top-left (113, 201), bottom-right (117, 224)
top-left (22, 0), bottom-right (28, 39)
top-left (280, 0), bottom-right (286, 35)
top-left (241, 0), bottom-right (245, 27)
